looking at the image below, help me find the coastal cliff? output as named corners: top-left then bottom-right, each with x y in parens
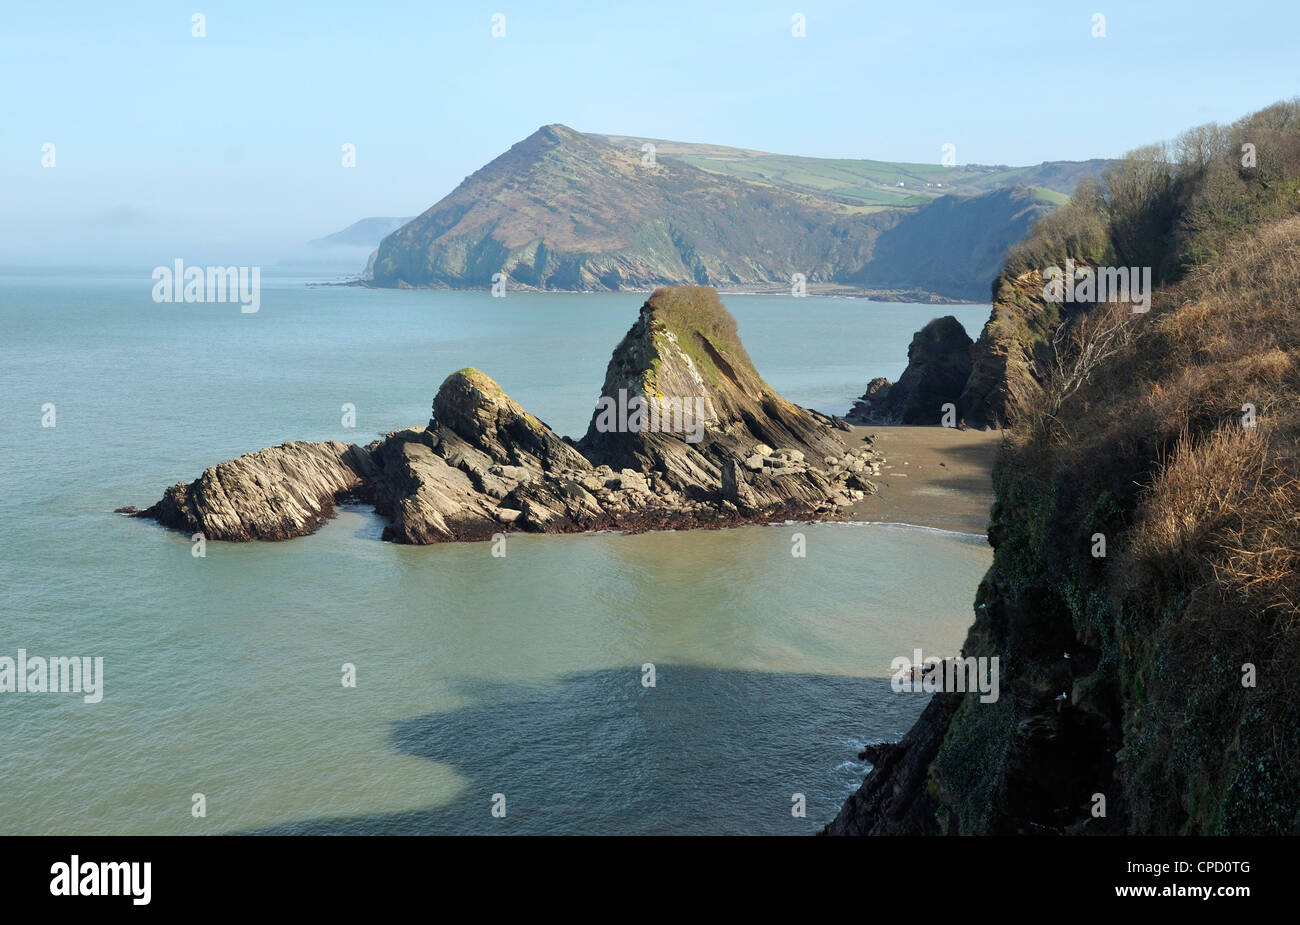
top-left (828, 100), bottom-right (1300, 835)
top-left (135, 287), bottom-right (883, 544)
top-left (370, 125), bottom-right (887, 292)
top-left (365, 125), bottom-right (1092, 300)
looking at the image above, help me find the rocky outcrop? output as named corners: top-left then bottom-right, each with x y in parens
top-left (850, 269), bottom-right (1063, 430)
top-left (846, 316), bottom-right (973, 425)
top-left (365, 368), bottom-right (604, 544)
top-left (821, 694), bottom-right (961, 835)
top-left (577, 286), bottom-right (858, 513)
top-left (133, 287), bottom-right (882, 544)
top-left (141, 441), bottom-right (377, 541)
top-left (957, 269), bottom-right (1059, 428)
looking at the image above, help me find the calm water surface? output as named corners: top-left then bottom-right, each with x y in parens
top-left (0, 270), bottom-right (991, 834)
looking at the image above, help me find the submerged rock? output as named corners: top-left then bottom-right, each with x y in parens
top-left (132, 286), bottom-right (879, 544)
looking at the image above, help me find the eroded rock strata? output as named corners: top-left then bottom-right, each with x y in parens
top-left (141, 441), bottom-right (376, 541)
top-left (137, 286), bottom-right (884, 544)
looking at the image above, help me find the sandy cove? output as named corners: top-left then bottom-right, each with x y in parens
top-left (841, 425), bottom-right (1000, 535)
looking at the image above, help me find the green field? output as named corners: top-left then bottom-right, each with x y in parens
top-left (592, 134), bottom-right (1106, 208)
top-left (669, 152), bottom-right (1089, 207)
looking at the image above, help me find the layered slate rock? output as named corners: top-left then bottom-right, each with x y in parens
top-left (846, 316), bottom-right (973, 426)
top-left (134, 286), bottom-right (877, 544)
top-left (141, 441), bottom-right (377, 541)
top-left (367, 369), bottom-right (596, 544)
top-left (578, 286), bottom-right (855, 515)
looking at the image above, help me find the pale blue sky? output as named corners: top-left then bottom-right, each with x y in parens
top-left (3, 0), bottom-right (1297, 264)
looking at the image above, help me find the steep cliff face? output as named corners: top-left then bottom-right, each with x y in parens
top-left (823, 694), bottom-right (962, 834)
top-left (944, 96), bottom-right (1300, 430)
top-left (134, 287), bottom-right (884, 544)
top-left (957, 269), bottom-right (1069, 428)
top-left (845, 186), bottom-right (1056, 301)
top-left (846, 316), bottom-right (973, 425)
top-left (850, 269), bottom-right (1064, 430)
top-left (827, 118), bottom-right (1300, 836)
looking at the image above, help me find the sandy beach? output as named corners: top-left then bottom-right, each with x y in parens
top-left (842, 425), bottom-right (1002, 535)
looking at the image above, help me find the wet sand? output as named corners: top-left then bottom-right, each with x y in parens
top-left (842, 425), bottom-right (1002, 535)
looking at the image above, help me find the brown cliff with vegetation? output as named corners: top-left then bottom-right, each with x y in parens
top-left (828, 99), bottom-right (1300, 835)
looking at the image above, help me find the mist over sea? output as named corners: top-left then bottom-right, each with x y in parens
top-left (0, 269), bottom-right (992, 834)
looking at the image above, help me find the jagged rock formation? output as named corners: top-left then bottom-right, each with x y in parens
top-left (957, 268), bottom-right (1063, 428)
top-left (134, 287), bottom-right (884, 544)
top-left (822, 695), bottom-right (961, 835)
top-left (858, 269), bottom-right (1063, 430)
top-left (846, 316), bottom-right (974, 425)
top-left (577, 286), bottom-right (864, 509)
top-left (141, 442), bottom-right (376, 541)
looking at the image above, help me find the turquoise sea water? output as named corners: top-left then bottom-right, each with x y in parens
top-left (0, 270), bottom-right (992, 834)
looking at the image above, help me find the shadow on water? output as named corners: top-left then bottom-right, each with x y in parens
top-left (239, 665), bottom-right (928, 835)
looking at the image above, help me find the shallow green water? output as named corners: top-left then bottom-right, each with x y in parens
top-left (0, 271), bottom-right (992, 834)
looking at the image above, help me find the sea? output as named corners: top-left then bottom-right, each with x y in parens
top-left (0, 267), bottom-right (993, 834)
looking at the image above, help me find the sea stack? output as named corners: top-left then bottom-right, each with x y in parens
top-left (133, 286), bottom-right (883, 544)
top-left (846, 315), bottom-right (973, 426)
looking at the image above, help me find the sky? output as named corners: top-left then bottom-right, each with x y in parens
top-left (3, 0), bottom-right (1298, 264)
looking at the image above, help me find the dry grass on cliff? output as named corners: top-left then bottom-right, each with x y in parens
top-left (1126, 423), bottom-right (1300, 619)
top-left (1017, 213), bottom-right (1300, 831)
top-left (1049, 216), bottom-right (1300, 618)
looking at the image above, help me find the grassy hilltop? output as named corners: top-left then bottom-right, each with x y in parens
top-left (368, 125), bottom-right (1109, 300)
top-left (595, 133), bottom-right (1091, 208)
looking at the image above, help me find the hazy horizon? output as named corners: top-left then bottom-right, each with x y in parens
top-left (5, 0), bottom-right (1298, 266)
